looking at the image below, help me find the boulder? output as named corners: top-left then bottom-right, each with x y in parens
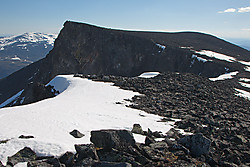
top-left (178, 133), bottom-right (211, 157)
top-left (90, 130), bottom-right (135, 151)
top-left (74, 144), bottom-right (99, 161)
top-left (69, 129), bottom-right (85, 138)
top-left (27, 161), bottom-right (54, 167)
top-left (58, 152), bottom-right (74, 166)
top-left (19, 135), bottom-right (34, 139)
top-left (74, 157), bottom-right (95, 167)
top-left (7, 147), bottom-right (37, 166)
top-left (131, 124), bottom-right (144, 135)
top-left (145, 136), bottom-right (155, 146)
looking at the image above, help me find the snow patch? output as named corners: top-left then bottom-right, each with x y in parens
top-left (209, 71), bottom-right (239, 81)
top-left (0, 75), bottom-right (173, 164)
top-left (138, 72), bottom-right (160, 78)
top-left (46, 75), bottom-right (70, 93)
top-left (239, 60), bottom-right (250, 66)
top-left (11, 56), bottom-right (21, 61)
top-left (0, 90), bottom-right (24, 108)
top-left (156, 43), bottom-right (166, 51)
top-left (133, 134), bottom-right (146, 143)
top-left (239, 78), bottom-right (250, 82)
top-left (244, 66), bottom-right (250, 72)
top-left (239, 82), bottom-right (250, 88)
top-left (235, 88), bottom-right (250, 100)
top-left (195, 50), bottom-right (236, 62)
top-left (191, 55), bottom-right (209, 63)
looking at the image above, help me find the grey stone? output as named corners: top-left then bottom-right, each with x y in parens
top-left (27, 161), bottom-right (53, 167)
top-left (90, 130), bottom-right (135, 151)
top-left (131, 124), bottom-right (144, 135)
top-left (75, 144), bottom-right (99, 161)
top-left (69, 129), bottom-right (85, 138)
top-left (178, 133), bottom-right (211, 157)
top-left (7, 147), bottom-right (37, 166)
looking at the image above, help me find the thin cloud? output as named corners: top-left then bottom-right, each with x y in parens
top-left (238, 7), bottom-right (250, 13)
top-left (242, 29), bottom-right (250, 31)
top-left (218, 8), bottom-right (236, 13)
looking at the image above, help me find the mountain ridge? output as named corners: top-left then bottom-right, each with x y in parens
top-left (0, 32), bottom-right (57, 79)
top-left (0, 21), bottom-right (249, 104)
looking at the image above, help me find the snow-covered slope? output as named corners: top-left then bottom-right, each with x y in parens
top-left (0, 32), bottom-right (57, 79)
top-left (0, 75), bottom-right (173, 164)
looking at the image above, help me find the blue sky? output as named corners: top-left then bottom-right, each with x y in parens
top-left (1, 0), bottom-right (250, 40)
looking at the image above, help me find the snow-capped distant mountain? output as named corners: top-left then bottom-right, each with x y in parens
top-left (0, 32), bottom-right (57, 79)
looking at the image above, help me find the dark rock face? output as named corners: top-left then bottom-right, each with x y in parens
top-left (7, 147), bottom-right (37, 166)
top-left (178, 133), bottom-right (211, 157)
top-left (90, 130), bottom-right (135, 151)
top-left (5, 82), bottom-right (57, 107)
top-left (1, 21), bottom-right (249, 105)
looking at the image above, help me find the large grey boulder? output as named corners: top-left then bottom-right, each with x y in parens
top-left (178, 133), bottom-right (211, 157)
top-left (90, 130), bottom-right (135, 151)
top-left (7, 147), bottom-right (37, 166)
top-left (74, 144), bottom-right (99, 161)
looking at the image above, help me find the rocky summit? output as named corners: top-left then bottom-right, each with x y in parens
top-left (0, 21), bottom-right (249, 105)
top-left (0, 21), bottom-right (249, 166)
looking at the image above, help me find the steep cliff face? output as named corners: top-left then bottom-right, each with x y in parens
top-left (35, 21), bottom-right (230, 81)
top-left (0, 21), bottom-right (249, 104)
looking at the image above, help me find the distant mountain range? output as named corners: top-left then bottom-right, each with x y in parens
top-left (0, 32), bottom-right (57, 79)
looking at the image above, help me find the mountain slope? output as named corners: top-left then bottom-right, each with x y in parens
top-left (0, 21), bottom-right (249, 104)
top-left (0, 33), bottom-right (57, 79)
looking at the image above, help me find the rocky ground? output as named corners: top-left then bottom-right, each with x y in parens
top-left (1, 72), bottom-right (249, 167)
top-left (84, 72), bottom-right (250, 166)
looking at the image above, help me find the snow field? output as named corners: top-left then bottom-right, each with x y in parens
top-left (0, 75), bottom-right (173, 164)
top-left (138, 72), bottom-right (160, 78)
top-left (209, 71), bottom-right (239, 81)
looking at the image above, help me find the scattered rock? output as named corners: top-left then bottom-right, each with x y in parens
top-left (27, 161), bottom-right (53, 167)
top-left (131, 124), bottom-right (144, 135)
top-left (59, 151), bottom-right (74, 167)
top-left (7, 147), bottom-right (37, 166)
top-left (178, 133), bottom-right (211, 157)
top-left (69, 129), bottom-right (85, 138)
top-left (90, 130), bottom-right (135, 151)
top-left (19, 135), bottom-right (34, 139)
top-left (145, 136), bottom-right (155, 146)
top-left (75, 144), bottom-right (99, 161)
top-left (93, 161), bottom-right (132, 167)
top-left (0, 139), bottom-right (10, 144)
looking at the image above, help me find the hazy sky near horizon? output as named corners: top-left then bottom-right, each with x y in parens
top-left (1, 0), bottom-right (250, 39)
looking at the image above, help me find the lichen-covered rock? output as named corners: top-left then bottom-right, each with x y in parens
top-left (74, 144), bottom-right (99, 161)
top-left (131, 124), bottom-right (144, 135)
top-left (90, 130), bottom-right (135, 151)
top-left (178, 133), bottom-right (211, 157)
top-left (7, 147), bottom-right (37, 166)
top-left (58, 152), bottom-right (74, 167)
